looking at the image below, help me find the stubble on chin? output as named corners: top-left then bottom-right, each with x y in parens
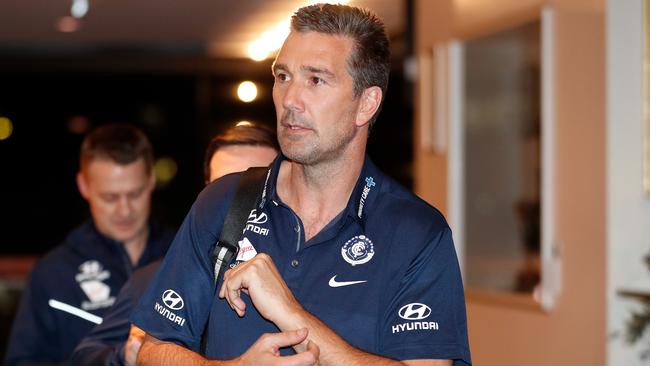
top-left (278, 111), bottom-right (319, 164)
top-left (279, 135), bottom-right (320, 165)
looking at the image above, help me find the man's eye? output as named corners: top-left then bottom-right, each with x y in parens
top-left (128, 189), bottom-right (145, 200)
top-left (101, 195), bottom-right (118, 203)
top-left (276, 73), bottom-right (288, 82)
top-left (309, 77), bottom-right (323, 85)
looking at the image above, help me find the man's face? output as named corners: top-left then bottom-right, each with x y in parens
top-left (208, 144), bottom-right (277, 183)
top-left (272, 31), bottom-right (362, 165)
top-left (77, 158), bottom-right (155, 244)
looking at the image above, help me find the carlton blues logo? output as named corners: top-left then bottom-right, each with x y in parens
top-left (341, 235), bottom-right (375, 266)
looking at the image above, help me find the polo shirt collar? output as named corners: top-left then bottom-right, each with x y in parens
top-left (259, 153), bottom-right (382, 226)
top-left (345, 155), bottom-right (382, 225)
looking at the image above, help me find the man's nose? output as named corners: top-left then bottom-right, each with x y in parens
top-left (281, 80), bottom-right (305, 112)
top-left (116, 197), bottom-right (133, 216)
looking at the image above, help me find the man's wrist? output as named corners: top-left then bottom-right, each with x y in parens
top-left (276, 301), bottom-right (309, 331)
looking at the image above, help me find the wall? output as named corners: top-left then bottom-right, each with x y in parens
top-left (414, 0), bottom-right (606, 364)
top-left (607, 0), bottom-right (650, 364)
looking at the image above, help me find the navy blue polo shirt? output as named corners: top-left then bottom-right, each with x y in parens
top-left (132, 155), bottom-right (471, 365)
top-left (5, 220), bottom-right (173, 366)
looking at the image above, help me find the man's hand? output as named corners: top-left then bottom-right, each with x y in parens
top-left (216, 254), bottom-right (443, 366)
top-left (235, 328), bottom-right (319, 366)
top-left (125, 324), bottom-right (146, 366)
top-left (219, 253), bottom-right (301, 324)
top-left (137, 329), bottom-right (319, 366)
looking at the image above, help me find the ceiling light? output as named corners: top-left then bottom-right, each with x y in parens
top-left (248, 40), bottom-right (270, 62)
top-left (247, 21), bottom-right (290, 61)
top-left (67, 115), bottom-right (90, 134)
top-left (0, 117), bottom-right (13, 141)
top-left (71, 0), bottom-right (89, 19)
top-left (237, 81), bottom-right (258, 103)
top-left (246, 1), bottom-right (351, 61)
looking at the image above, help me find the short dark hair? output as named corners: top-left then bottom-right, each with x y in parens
top-left (291, 3), bottom-right (390, 126)
top-left (80, 124), bottom-right (154, 174)
top-left (203, 123), bottom-right (279, 183)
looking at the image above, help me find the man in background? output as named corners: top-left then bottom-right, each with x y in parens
top-left (70, 122), bottom-right (279, 365)
top-left (5, 124), bottom-right (175, 365)
top-left (203, 122), bottom-right (279, 185)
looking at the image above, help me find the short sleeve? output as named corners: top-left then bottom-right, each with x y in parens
top-left (130, 178), bottom-right (237, 352)
top-left (5, 265), bottom-right (64, 365)
top-left (378, 228), bottom-right (471, 365)
top-left (71, 261), bottom-right (161, 366)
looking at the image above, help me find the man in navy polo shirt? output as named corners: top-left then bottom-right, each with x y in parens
top-left (71, 122), bottom-right (279, 366)
top-left (5, 124), bottom-right (174, 366)
top-left (133, 4), bottom-right (471, 366)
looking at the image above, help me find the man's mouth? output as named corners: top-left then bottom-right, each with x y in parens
top-left (281, 112), bottom-right (312, 131)
top-left (114, 221), bottom-right (135, 229)
top-left (285, 123), bottom-right (309, 130)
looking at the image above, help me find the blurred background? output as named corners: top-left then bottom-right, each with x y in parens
top-left (0, 0), bottom-right (413, 256)
top-left (0, 0), bottom-right (414, 361)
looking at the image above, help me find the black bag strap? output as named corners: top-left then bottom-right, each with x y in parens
top-left (211, 166), bottom-right (268, 285)
top-left (203, 167), bottom-right (268, 355)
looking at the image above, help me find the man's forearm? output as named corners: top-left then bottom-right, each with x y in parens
top-left (280, 308), bottom-right (449, 366)
top-left (136, 336), bottom-right (227, 366)
top-left (136, 329), bottom-right (319, 366)
top-left (279, 307), bottom-right (402, 366)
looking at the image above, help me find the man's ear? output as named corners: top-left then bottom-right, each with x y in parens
top-left (77, 171), bottom-right (89, 200)
top-left (355, 86), bottom-right (382, 127)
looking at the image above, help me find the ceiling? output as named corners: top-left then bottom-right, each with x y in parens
top-left (0, 0), bottom-right (404, 59)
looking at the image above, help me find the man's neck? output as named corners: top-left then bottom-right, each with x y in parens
top-left (123, 229), bottom-right (149, 266)
top-left (277, 151), bottom-right (364, 241)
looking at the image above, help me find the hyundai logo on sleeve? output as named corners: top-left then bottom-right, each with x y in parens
top-left (154, 289), bottom-right (187, 326)
top-left (398, 303), bottom-right (431, 320)
top-left (162, 289), bottom-right (184, 310)
top-left (392, 303), bottom-right (439, 334)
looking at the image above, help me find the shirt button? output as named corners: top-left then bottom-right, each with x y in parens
top-left (294, 225), bottom-right (300, 233)
top-left (291, 259), bottom-right (300, 268)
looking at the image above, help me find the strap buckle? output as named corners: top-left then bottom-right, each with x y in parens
top-left (212, 241), bottom-right (238, 285)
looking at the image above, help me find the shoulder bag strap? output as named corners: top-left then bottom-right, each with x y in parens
top-left (211, 166), bottom-right (268, 285)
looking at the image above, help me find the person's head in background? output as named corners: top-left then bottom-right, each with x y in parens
top-left (76, 124), bottom-right (155, 252)
top-left (203, 122), bottom-right (279, 183)
top-left (72, 123), bottom-right (277, 366)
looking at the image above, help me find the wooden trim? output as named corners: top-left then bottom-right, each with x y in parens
top-left (467, 287), bottom-right (544, 312)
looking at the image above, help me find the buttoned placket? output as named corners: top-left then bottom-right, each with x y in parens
top-left (272, 203), bottom-right (306, 296)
